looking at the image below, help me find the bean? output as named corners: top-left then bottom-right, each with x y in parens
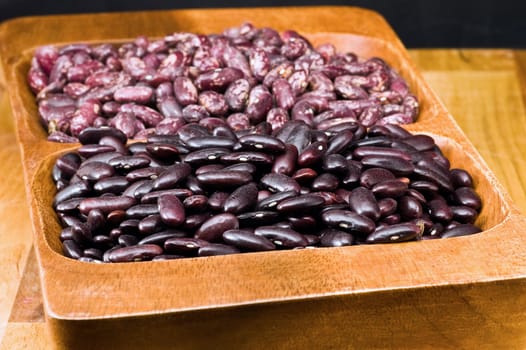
top-left (222, 229), bottom-right (276, 251)
top-left (366, 223), bottom-right (421, 243)
top-left (319, 229), bottom-right (354, 247)
top-left (440, 224), bottom-right (482, 238)
top-left (152, 163), bottom-right (192, 190)
top-left (196, 170), bottom-right (252, 188)
top-left (138, 214), bottom-right (164, 235)
top-left (194, 67), bottom-right (244, 92)
top-left (79, 196), bottom-right (136, 215)
top-left (183, 147), bottom-right (231, 165)
top-left (108, 244), bottom-right (163, 262)
top-left (276, 194), bottom-right (325, 214)
top-left (260, 173), bottom-right (301, 193)
top-left (454, 187), bottom-right (482, 211)
top-left (361, 155), bottom-right (414, 176)
top-left (378, 197), bottom-right (398, 217)
top-left (198, 243), bottom-right (240, 256)
top-left (450, 169), bottom-right (474, 188)
top-left (63, 240), bottom-right (83, 259)
top-left (398, 196), bottom-right (423, 220)
top-left (126, 204), bottom-right (159, 219)
top-left (223, 162), bottom-right (258, 175)
top-left (311, 173), bottom-right (339, 191)
top-left (246, 85), bottom-right (273, 124)
top-left (138, 229), bottom-right (187, 245)
top-left (359, 168), bottom-right (396, 188)
top-left (298, 141), bottom-right (327, 168)
top-left (195, 213), bottom-right (239, 242)
top-left (158, 193), bottom-right (186, 226)
top-left (185, 136), bottom-right (235, 150)
top-left (272, 144), bottom-right (298, 175)
top-left (238, 134), bottom-right (286, 153)
top-left (118, 234), bottom-right (139, 247)
top-left (76, 162), bottom-right (115, 182)
top-left (223, 183), bottom-right (259, 214)
top-left (427, 198), bottom-right (453, 222)
top-left (140, 188), bottom-right (193, 204)
top-left (371, 179), bottom-right (408, 198)
top-left (321, 209), bottom-right (375, 234)
top-left (114, 86), bottom-right (153, 104)
top-left (348, 187), bottom-right (381, 221)
top-left (173, 76), bottom-right (198, 106)
top-left (254, 226), bottom-right (308, 248)
top-left (237, 211), bottom-right (281, 227)
top-left (78, 127), bottom-right (127, 145)
top-left (53, 181), bottom-right (91, 207)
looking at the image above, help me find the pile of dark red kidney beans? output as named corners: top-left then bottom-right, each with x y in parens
top-left (38, 23), bottom-right (482, 263)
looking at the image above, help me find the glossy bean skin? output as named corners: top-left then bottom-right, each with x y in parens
top-left (222, 229), bottom-right (276, 251)
top-left (107, 244), bottom-right (163, 262)
top-left (158, 193), bottom-right (186, 226)
top-left (366, 223), bottom-right (421, 243)
top-left (276, 194), bottom-right (325, 215)
top-left (440, 224), bottom-right (481, 238)
top-left (254, 226), bottom-right (308, 248)
top-left (321, 210), bottom-right (375, 234)
top-left (194, 213), bottom-right (239, 242)
top-left (319, 229), bottom-right (354, 247)
top-left (348, 187), bottom-right (381, 221)
top-left (223, 183), bottom-right (259, 214)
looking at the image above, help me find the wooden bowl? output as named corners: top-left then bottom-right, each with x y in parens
top-left (1, 6), bottom-right (526, 349)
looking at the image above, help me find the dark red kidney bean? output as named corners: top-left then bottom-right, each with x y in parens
top-left (413, 164), bottom-right (454, 192)
top-left (83, 248), bottom-right (103, 261)
top-left (152, 163), bottom-right (192, 190)
top-left (351, 136), bottom-right (392, 149)
top-left (285, 122), bottom-right (311, 154)
top-left (185, 136), bottom-right (235, 150)
top-left (322, 154), bottom-right (348, 175)
top-left (107, 209), bottom-right (127, 226)
top-left (223, 162), bottom-right (258, 175)
top-left (237, 211), bottom-right (281, 227)
top-left (78, 127), bottom-right (127, 145)
top-left (287, 215), bottom-right (318, 232)
top-left (341, 160), bottom-right (362, 189)
top-left (212, 125), bottom-right (237, 141)
top-left (145, 143), bottom-right (181, 160)
top-left (56, 152), bottom-right (82, 179)
top-left (108, 156), bottom-right (150, 171)
top-left (297, 141), bottom-right (327, 168)
top-left (63, 240), bottom-right (83, 259)
top-left (406, 188), bottom-right (427, 204)
top-left (185, 175), bottom-right (206, 195)
top-left (195, 213), bottom-right (239, 242)
top-left (450, 168), bottom-right (474, 189)
top-left (257, 190), bottom-right (272, 202)
top-left (311, 173), bottom-right (339, 191)
top-left (221, 151), bottom-right (274, 166)
top-left (183, 147), bottom-right (231, 165)
top-left (260, 173), bottom-right (301, 193)
top-left (173, 76), bottom-right (198, 106)
top-left (276, 194), bottom-right (325, 214)
top-left (126, 204), bottom-right (159, 219)
top-left (119, 219), bottom-right (141, 235)
top-left (53, 181), bottom-right (91, 208)
top-left (360, 168), bottom-right (396, 188)
top-left (164, 237), bottom-right (208, 255)
top-left (349, 186), bottom-right (381, 221)
top-left (246, 85), bottom-right (273, 123)
top-left (366, 223), bottom-right (421, 244)
top-left (138, 229), bottom-right (187, 245)
top-left (138, 214), bottom-right (164, 235)
top-left (194, 67), bottom-right (244, 92)
top-left (410, 180), bottom-right (439, 196)
top-left (352, 146), bottom-right (412, 162)
top-left (238, 134), bottom-right (286, 154)
top-left (107, 244), bottom-right (163, 262)
top-left (371, 179), bottom-right (408, 198)
top-left (118, 234), bottom-right (139, 247)
top-left (77, 144), bottom-right (116, 158)
top-left (321, 209), bottom-right (375, 234)
top-left (427, 198), bottom-right (454, 222)
top-left (223, 183), bottom-right (258, 214)
top-left (398, 196), bottom-right (423, 220)
top-left (195, 164), bottom-right (225, 175)
top-left (79, 196), bottom-right (136, 215)
top-left (198, 243), bottom-right (240, 257)
top-left (378, 197), bottom-right (398, 217)
top-left (272, 144), bottom-right (298, 176)
top-left (450, 205), bottom-right (478, 224)
top-left (76, 162), bottom-right (115, 182)
top-left (311, 191), bottom-right (346, 206)
top-left (55, 197), bottom-right (82, 213)
top-left (183, 195), bottom-right (209, 212)
top-left (87, 208), bottom-right (106, 231)
top-left (454, 187), bottom-right (482, 211)
top-left (196, 170), bottom-right (252, 188)
top-left (440, 224), bottom-right (482, 238)
top-left (326, 129), bottom-right (354, 155)
top-left (254, 226), bottom-right (308, 248)
top-left (175, 124), bottom-right (209, 143)
top-left (224, 79), bottom-right (251, 112)
top-left (140, 188), bottom-right (193, 204)
top-left (361, 155), bottom-right (414, 176)
top-left (222, 229), bottom-right (276, 251)
top-left (182, 213), bottom-right (212, 231)
top-left (319, 229), bottom-right (354, 247)
top-left (302, 234), bottom-right (320, 246)
top-left (206, 191), bottom-right (230, 212)
top-left (158, 193), bottom-right (186, 227)
top-left (403, 135), bottom-right (436, 152)
top-left (256, 190), bottom-right (298, 210)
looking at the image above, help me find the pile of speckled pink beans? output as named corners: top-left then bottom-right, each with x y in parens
top-left (29, 23), bottom-right (483, 263)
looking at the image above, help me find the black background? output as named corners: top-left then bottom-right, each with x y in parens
top-left (1, 0), bottom-right (525, 48)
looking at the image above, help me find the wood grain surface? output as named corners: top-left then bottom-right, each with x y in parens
top-left (0, 12), bottom-right (525, 350)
